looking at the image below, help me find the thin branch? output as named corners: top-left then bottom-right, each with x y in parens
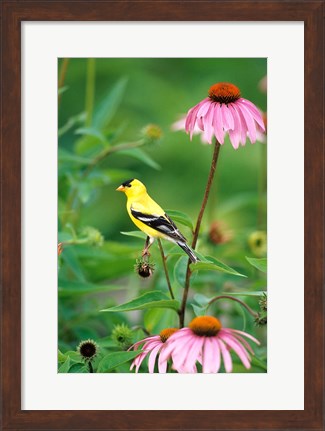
top-left (179, 141), bottom-right (221, 327)
top-left (157, 239), bottom-right (175, 300)
top-left (208, 295), bottom-right (259, 318)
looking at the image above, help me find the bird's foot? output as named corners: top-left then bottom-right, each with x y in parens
top-left (142, 249), bottom-right (151, 259)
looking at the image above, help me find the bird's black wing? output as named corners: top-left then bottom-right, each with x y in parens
top-left (130, 208), bottom-right (187, 242)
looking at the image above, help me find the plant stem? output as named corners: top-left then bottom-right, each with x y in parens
top-left (208, 295), bottom-right (259, 319)
top-left (179, 140), bottom-right (221, 327)
top-left (58, 58), bottom-right (69, 104)
top-left (157, 239), bottom-right (174, 300)
top-left (88, 361), bottom-right (94, 373)
top-left (85, 58), bottom-right (96, 127)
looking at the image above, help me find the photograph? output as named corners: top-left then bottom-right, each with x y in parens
top-left (2, 0), bottom-right (324, 428)
top-left (57, 57), bottom-right (267, 374)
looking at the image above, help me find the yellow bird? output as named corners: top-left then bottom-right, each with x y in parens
top-left (116, 179), bottom-right (199, 263)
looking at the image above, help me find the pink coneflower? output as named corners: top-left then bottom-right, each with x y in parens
top-left (185, 82), bottom-right (265, 149)
top-left (160, 316), bottom-right (260, 373)
top-left (129, 328), bottom-right (178, 373)
top-left (172, 115), bottom-right (210, 144)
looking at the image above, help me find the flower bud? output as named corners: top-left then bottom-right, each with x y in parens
top-left (112, 324), bottom-right (133, 349)
top-left (135, 258), bottom-right (155, 278)
top-left (81, 226), bottom-right (104, 247)
top-left (254, 311), bottom-right (267, 326)
top-left (77, 339), bottom-right (99, 362)
top-left (141, 124), bottom-right (163, 144)
top-left (209, 221), bottom-right (232, 245)
top-left (248, 231), bottom-right (267, 257)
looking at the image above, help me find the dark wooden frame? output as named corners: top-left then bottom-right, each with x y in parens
top-left (1, 1), bottom-right (324, 430)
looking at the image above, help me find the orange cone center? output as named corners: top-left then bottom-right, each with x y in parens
top-left (208, 82), bottom-right (241, 104)
top-left (159, 328), bottom-right (178, 343)
top-left (189, 316), bottom-right (222, 336)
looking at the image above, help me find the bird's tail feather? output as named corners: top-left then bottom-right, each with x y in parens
top-left (177, 242), bottom-right (200, 264)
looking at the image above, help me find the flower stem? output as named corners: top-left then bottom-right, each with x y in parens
top-left (157, 239), bottom-right (174, 300)
top-left (208, 295), bottom-right (259, 319)
top-left (179, 140), bottom-right (221, 327)
top-left (88, 361), bottom-right (94, 373)
top-left (85, 58), bottom-right (96, 127)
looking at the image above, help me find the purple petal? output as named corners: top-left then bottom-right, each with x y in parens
top-left (202, 104), bottom-right (215, 144)
top-left (229, 329), bottom-right (260, 345)
top-left (197, 99), bottom-right (212, 118)
top-left (221, 104), bottom-right (234, 131)
top-left (148, 344), bottom-right (162, 373)
top-left (220, 334), bottom-right (251, 369)
top-left (159, 332), bottom-right (193, 364)
top-left (218, 338), bottom-right (233, 372)
top-left (171, 337), bottom-right (197, 371)
top-left (228, 104), bottom-right (241, 149)
top-left (128, 335), bottom-right (159, 351)
top-left (130, 350), bottom-right (149, 373)
top-left (185, 102), bottom-right (202, 138)
top-left (239, 99), bottom-right (265, 131)
top-left (232, 103), bottom-right (248, 145)
top-left (222, 329), bottom-right (255, 354)
top-left (202, 337), bottom-right (221, 373)
top-left (237, 103), bottom-right (257, 143)
top-left (158, 349), bottom-right (168, 373)
top-left (212, 103), bottom-right (225, 144)
top-left (197, 116), bottom-right (204, 131)
top-left (181, 336), bottom-right (204, 372)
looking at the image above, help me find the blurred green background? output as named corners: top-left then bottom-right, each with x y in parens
top-left (58, 58), bottom-right (267, 373)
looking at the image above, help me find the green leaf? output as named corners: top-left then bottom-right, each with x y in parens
top-left (191, 304), bottom-right (208, 316)
top-left (120, 231), bottom-right (147, 240)
top-left (190, 256), bottom-right (246, 277)
top-left (173, 256), bottom-right (188, 287)
top-left (58, 350), bottom-right (66, 363)
top-left (97, 350), bottom-right (142, 373)
top-left (60, 247), bottom-right (86, 282)
top-left (100, 291), bottom-right (180, 313)
top-left (246, 257), bottom-right (267, 273)
top-left (251, 356), bottom-right (267, 371)
top-left (93, 77), bottom-right (128, 129)
top-left (191, 294), bottom-right (210, 316)
top-left (58, 279), bottom-right (123, 296)
top-left (143, 308), bottom-right (178, 334)
top-left (58, 112), bottom-right (86, 137)
top-left (58, 148), bottom-right (92, 165)
top-left (58, 357), bottom-right (71, 373)
top-left (96, 336), bottom-right (120, 349)
top-left (58, 85), bottom-right (69, 96)
top-left (117, 148), bottom-right (161, 170)
top-left (221, 291), bottom-right (266, 297)
top-left (68, 363), bottom-right (89, 373)
top-left (75, 127), bottom-right (109, 145)
top-left (193, 293), bottom-right (210, 306)
top-left (165, 209), bottom-right (194, 230)
top-left (218, 192), bottom-right (261, 215)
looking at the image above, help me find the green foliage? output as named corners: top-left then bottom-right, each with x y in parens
top-left (58, 58), bottom-right (267, 374)
top-left (101, 291), bottom-right (180, 313)
top-left (246, 257), bottom-right (267, 273)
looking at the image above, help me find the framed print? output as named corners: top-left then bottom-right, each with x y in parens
top-left (1, 1), bottom-right (324, 430)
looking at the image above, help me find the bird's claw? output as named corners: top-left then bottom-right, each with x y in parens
top-left (142, 249), bottom-right (151, 258)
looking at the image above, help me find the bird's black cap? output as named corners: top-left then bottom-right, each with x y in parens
top-left (121, 179), bottom-right (134, 187)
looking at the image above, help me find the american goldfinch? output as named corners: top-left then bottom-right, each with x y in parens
top-left (116, 179), bottom-right (199, 263)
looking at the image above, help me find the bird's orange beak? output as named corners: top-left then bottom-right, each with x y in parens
top-left (116, 185), bottom-right (125, 192)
